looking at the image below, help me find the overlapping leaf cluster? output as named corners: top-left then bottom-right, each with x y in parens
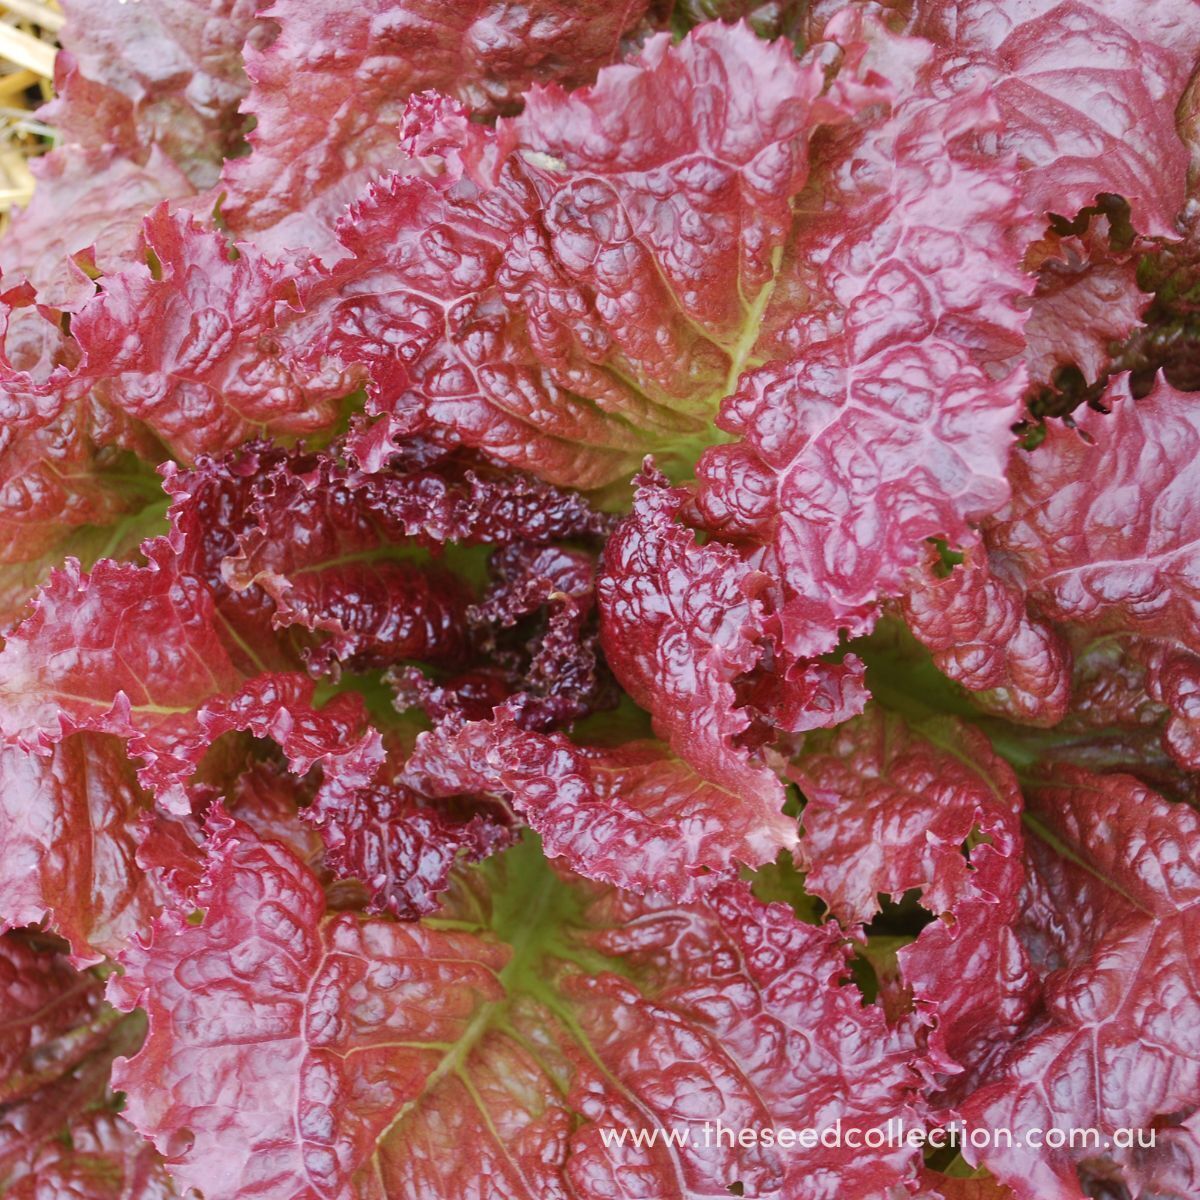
top-left (1, 1), bottom-right (1200, 1197)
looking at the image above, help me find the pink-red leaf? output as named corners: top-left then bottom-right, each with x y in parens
top-left (220, 452), bottom-right (475, 673)
top-left (0, 148), bottom-right (195, 310)
top-left (900, 545), bottom-right (1071, 726)
top-left (598, 470), bottom-right (799, 842)
top-left (1021, 216), bottom-right (1148, 391)
top-left (300, 17), bottom-right (888, 486)
top-left (48, 0), bottom-right (266, 188)
top-left (907, 377), bottom-right (1200, 763)
top-left (0, 735), bottom-right (162, 966)
top-left (109, 823), bottom-right (925, 1200)
top-left (0, 537), bottom-right (382, 808)
top-left (219, 0), bottom-right (658, 256)
top-left (71, 209), bottom-right (355, 463)
top-left (793, 710), bottom-right (1023, 924)
top-left (793, 709), bottom-right (1036, 1081)
top-left (0, 0), bottom-right (267, 310)
top-left (959, 768), bottom-right (1200, 1199)
top-left (404, 705), bottom-right (792, 898)
top-left (695, 37), bottom-right (1030, 657)
top-left (911, 0), bottom-right (1200, 236)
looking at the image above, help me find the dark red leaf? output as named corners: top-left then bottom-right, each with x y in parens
top-left (0, 931), bottom-right (177, 1198)
top-left (308, 770), bottom-right (515, 918)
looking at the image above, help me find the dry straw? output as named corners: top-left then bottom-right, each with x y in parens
top-left (0, 0), bottom-right (59, 233)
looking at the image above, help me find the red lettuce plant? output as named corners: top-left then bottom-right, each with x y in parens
top-left (1, 1), bottom-right (1200, 1197)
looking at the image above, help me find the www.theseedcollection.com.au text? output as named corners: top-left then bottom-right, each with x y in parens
top-left (598, 1119), bottom-right (1156, 1153)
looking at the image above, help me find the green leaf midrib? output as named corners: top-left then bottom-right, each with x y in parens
top-left (364, 836), bottom-right (633, 1186)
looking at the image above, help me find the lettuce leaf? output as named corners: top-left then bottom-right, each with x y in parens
top-left (0, 4), bottom-right (1199, 1199)
top-left (110, 822), bottom-right (925, 1199)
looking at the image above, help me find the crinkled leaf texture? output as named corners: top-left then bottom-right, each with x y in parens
top-left (792, 714), bottom-right (1200, 1199)
top-left (597, 472), bottom-right (805, 848)
top-left (692, 31), bottom-right (1029, 657)
top-left (219, 0), bottom-right (660, 255)
top-left (306, 751), bottom-right (516, 918)
top-left (403, 702), bottom-right (790, 900)
top-left (216, 443), bottom-right (615, 728)
top-left (792, 709), bottom-right (1036, 1084)
top-left (3, 6), bottom-right (1200, 1200)
top-left (0, 148), bottom-right (195, 311)
top-left (48, 0), bottom-right (265, 189)
top-left (0, 536), bottom-right (382, 811)
top-left (901, 541), bottom-right (1073, 726)
top-left (110, 821), bottom-right (925, 1200)
top-left (961, 768), bottom-right (1200, 1199)
top-left (1021, 214), bottom-right (1148, 393)
top-left (220, 453), bottom-right (478, 674)
top-left (908, 0), bottom-right (1200, 237)
top-left (0, 284), bottom-right (163, 617)
top-left (794, 710), bottom-right (1023, 926)
top-left (0, 0), bottom-right (266, 306)
top-left (680, 0), bottom-right (1200, 674)
top-left (295, 16), bottom-right (892, 488)
top-left (0, 735), bottom-right (162, 966)
top-left (906, 377), bottom-right (1200, 762)
top-left (0, 930), bottom-right (180, 1198)
top-left (219, 447), bottom-right (608, 676)
top-left (70, 208), bottom-right (354, 463)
